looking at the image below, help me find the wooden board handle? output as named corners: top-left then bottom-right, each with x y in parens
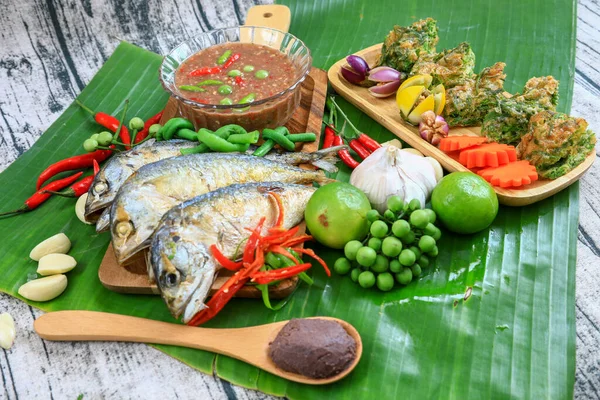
top-left (245, 5), bottom-right (291, 32)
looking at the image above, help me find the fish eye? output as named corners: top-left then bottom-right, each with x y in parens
top-left (115, 221), bottom-right (134, 237)
top-left (162, 271), bottom-right (180, 287)
top-left (93, 181), bottom-right (108, 195)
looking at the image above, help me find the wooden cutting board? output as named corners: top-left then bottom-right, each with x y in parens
top-left (98, 67), bottom-right (327, 297)
top-left (328, 44), bottom-right (595, 207)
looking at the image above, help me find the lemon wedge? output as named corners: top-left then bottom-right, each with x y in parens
top-left (396, 86), bottom-right (425, 118)
top-left (398, 74), bottom-right (433, 92)
top-left (433, 84), bottom-right (446, 114)
top-left (408, 95), bottom-right (435, 125)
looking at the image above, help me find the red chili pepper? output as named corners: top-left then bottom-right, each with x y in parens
top-left (358, 133), bottom-right (381, 152)
top-left (243, 217), bottom-right (266, 264)
top-left (43, 160), bottom-right (100, 198)
top-left (252, 263), bottom-right (312, 285)
top-left (36, 149), bottom-right (112, 190)
top-left (190, 97), bottom-right (209, 104)
top-left (134, 110), bottom-right (164, 143)
top-left (322, 126), bottom-right (335, 149)
top-left (76, 100), bottom-right (132, 149)
top-left (221, 53), bottom-right (241, 69)
top-left (187, 275), bottom-right (249, 326)
top-left (234, 75), bottom-right (244, 86)
top-left (349, 139), bottom-right (371, 160)
top-left (210, 244), bottom-right (243, 271)
top-left (0, 172), bottom-right (83, 217)
top-left (292, 247), bottom-right (331, 276)
top-left (189, 66), bottom-right (222, 76)
top-left (333, 135), bottom-right (360, 169)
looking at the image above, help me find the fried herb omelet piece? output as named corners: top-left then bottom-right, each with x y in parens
top-left (410, 42), bottom-right (476, 87)
top-left (376, 18), bottom-right (439, 73)
top-left (442, 62), bottom-right (507, 126)
top-left (516, 110), bottom-right (596, 179)
top-left (481, 76), bottom-right (559, 144)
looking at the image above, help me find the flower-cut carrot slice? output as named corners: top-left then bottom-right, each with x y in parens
top-left (477, 160), bottom-right (539, 188)
top-left (439, 135), bottom-right (488, 152)
top-left (458, 143), bottom-right (517, 168)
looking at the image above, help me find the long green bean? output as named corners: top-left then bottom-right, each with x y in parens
top-left (252, 139), bottom-right (275, 156)
top-left (197, 129), bottom-right (248, 152)
top-left (287, 133), bottom-right (317, 143)
top-left (262, 128), bottom-right (295, 151)
top-left (227, 130), bottom-right (259, 144)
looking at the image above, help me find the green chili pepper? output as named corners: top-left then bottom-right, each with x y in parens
top-left (174, 128), bottom-right (199, 141)
top-left (262, 128), bottom-right (295, 151)
top-left (197, 129), bottom-right (249, 152)
top-left (287, 133), bottom-right (317, 143)
top-left (197, 79), bottom-right (224, 86)
top-left (252, 139), bottom-right (275, 157)
top-left (265, 252), bottom-right (281, 269)
top-left (217, 85), bottom-right (233, 95)
top-left (159, 118), bottom-right (194, 141)
top-left (217, 50), bottom-right (232, 65)
top-left (239, 93), bottom-right (256, 104)
top-left (180, 143), bottom-right (209, 155)
top-left (227, 69), bottom-right (242, 77)
top-left (179, 85), bottom-right (207, 92)
top-left (255, 70), bottom-right (269, 79)
top-left (227, 130), bottom-right (259, 144)
top-left (220, 98), bottom-right (233, 105)
top-left (243, 65), bottom-right (255, 72)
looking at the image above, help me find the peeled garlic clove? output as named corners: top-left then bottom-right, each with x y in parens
top-left (425, 157), bottom-right (444, 182)
top-left (29, 233), bottom-right (71, 261)
top-left (18, 274), bottom-right (67, 302)
top-left (76, 193), bottom-right (93, 225)
top-left (401, 148), bottom-right (424, 157)
top-left (37, 254), bottom-right (77, 276)
top-left (0, 313), bottom-right (15, 350)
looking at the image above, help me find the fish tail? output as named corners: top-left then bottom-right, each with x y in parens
top-left (308, 145), bottom-right (347, 173)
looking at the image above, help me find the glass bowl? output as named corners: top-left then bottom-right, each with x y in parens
top-left (160, 26), bottom-right (312, 132)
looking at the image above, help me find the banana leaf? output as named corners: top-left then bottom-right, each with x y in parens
top-left (0, 0), bottom-right (577, 399)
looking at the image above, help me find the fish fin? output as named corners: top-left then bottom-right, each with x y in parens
top-left (307, 145), bottom-right (348, 172)
top-left (313, 170), bottom-right (338, 185)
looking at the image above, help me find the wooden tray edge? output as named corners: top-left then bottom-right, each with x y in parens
top-left (328, 44), bottom-right (595, 207)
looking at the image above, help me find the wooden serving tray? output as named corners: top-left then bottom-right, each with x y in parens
top-left (98, 67), bottom-right (327, 296)
top-left (328, 44), bottom-right (595, 207)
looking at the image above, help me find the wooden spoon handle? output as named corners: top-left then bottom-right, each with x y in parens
top-left (245, 5), bottom-right (291, 32)
top-left (33, 310), bottom-right (279, 362)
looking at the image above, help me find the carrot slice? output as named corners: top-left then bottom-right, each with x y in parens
top-left (458, 143), bottom-right (517, 168)
top-left (477, 160), bottom-right (539, 188)
top-left (439, 136), bottom-right (488, 152)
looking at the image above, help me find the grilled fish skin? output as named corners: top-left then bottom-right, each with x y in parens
top-left (110, 153), bottom-right (332, 264)
top-left (86, 140), bottom-right (342, 226)
top-left (85, 140), bottom-right (197, 221)
top-left (149, 182), bottom-right (316, 322)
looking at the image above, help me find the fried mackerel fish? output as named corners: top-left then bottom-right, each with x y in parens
top-left (376, 18), bottom-right (439, 73)
top-left (482, 76), bottom-right (559, 145)
top-left (516, 110), bottom-right (596, 179)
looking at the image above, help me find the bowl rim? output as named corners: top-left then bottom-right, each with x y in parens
top-left (159, 25), bottom-right (312, 110)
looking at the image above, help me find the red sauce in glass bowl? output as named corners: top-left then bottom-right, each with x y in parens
top-left (175, 42), bottom-right (299, 105)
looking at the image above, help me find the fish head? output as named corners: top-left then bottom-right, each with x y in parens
top-left (85, 160), bottom-right (130, 219)
top-left (111, 186), bottom-right (177, 264)
top-left (150, 221), bottom-right (217, 322)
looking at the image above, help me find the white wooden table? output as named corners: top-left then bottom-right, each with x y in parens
top-left (1, 1), bottom-right (599, 398)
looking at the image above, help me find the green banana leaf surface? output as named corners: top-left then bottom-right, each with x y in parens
top-left (0, 0), bottom-right (577, 398)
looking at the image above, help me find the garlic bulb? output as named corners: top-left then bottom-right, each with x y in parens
top-left (349, 145), bottom-right (438, 213)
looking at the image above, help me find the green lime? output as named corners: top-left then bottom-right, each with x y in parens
top-left (431, 172), bottom-right (498, 234)
top-left (305, 182), bottom-right (371, 249)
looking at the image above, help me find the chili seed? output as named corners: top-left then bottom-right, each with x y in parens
top-left (217, 85), bottom-right (233, 95)
top-left (220, 98), bottom-right (233, 105)
top-left (227, 69), bottom-right (242, 77)
top-left (243, 65), bottom-right (255, 72)
top-left (255, 70), bottom-right (269, 79)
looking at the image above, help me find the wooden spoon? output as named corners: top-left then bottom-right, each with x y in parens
top-left (34, 310), bottom-right (362, 385)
